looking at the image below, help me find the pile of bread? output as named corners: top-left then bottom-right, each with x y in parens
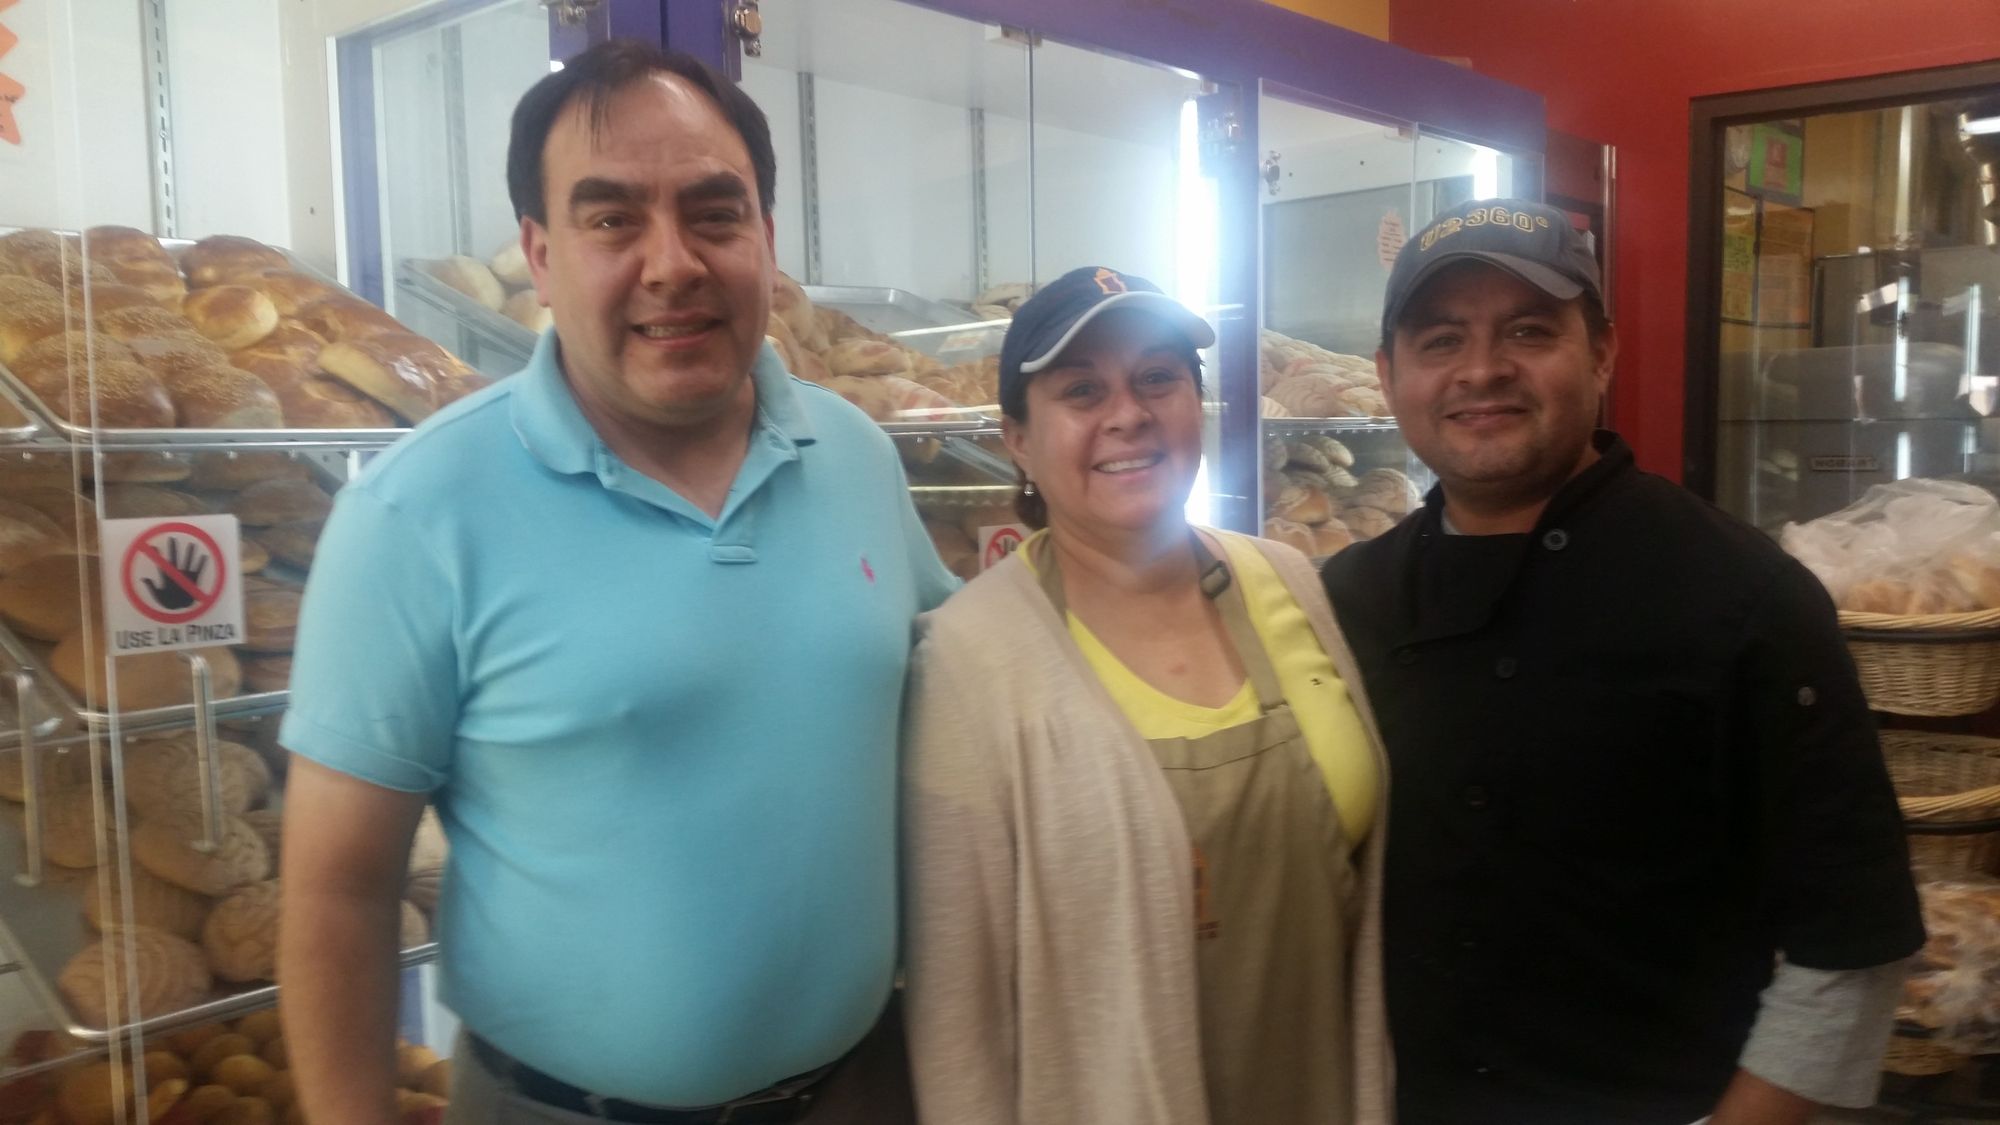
top-left (0, 1012), bottom-right (450, 1124)
top-left (0, 227), bottom-right (488, 430)
top-left (1261, 435), bottom-right (1421, 558)
top-left (1840, 551), bottom-right (2000, 616)
top-left (1260, 330), bottom-right (1387, 419)
top-left (919, 502), bottom-right (1017, 582)
top-left (965, 282), bottom-right (1034, 322)
top-left (421, 243), bottom-right (551, 335)
top-left (1899, 874), bottom-right (2000, 1050)
top-left (763, 274), bottom-right (995, 421)
top-left (0, 729), bottom-right (444, 1028)
top-left (0, 456), bottom-right (332, 712)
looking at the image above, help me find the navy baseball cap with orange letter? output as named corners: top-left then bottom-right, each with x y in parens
top-left (1381, 198), bottom-right (1602, 340)
top-left (998, 266), bottom-right (1215, 420)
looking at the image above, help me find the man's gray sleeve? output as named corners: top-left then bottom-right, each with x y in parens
top-left (1739, 957), bottom-right (1911, 1108)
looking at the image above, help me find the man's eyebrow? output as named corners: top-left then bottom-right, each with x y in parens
top-left (679, 172), bottom-right (751, 206)
top-left (567, 177), bottom-right (646, 212)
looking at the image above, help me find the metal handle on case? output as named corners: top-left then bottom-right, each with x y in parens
top-left (14, 672), bottom-right (41, 886)
top-left (185, 652), bottom-right (221, 853)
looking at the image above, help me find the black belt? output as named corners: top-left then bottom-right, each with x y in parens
top-left (466, 1033), bottom-right (835, 1124)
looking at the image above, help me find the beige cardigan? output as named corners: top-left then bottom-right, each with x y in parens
top-left (901, 533), bottom-right (1394, 1125)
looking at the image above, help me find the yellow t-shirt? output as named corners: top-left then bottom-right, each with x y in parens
top-left (1026, 530), bottom-right (1378, 847)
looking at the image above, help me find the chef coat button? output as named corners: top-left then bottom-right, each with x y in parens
top-left (1542, 528), bottom-right (1569, 551)
top-left (1474, 1065), bottom-right (1494, 1078)
top-left (1457, 929), bottom-right (1479, 950)
top-left (1493, 656), bottom-right (1518, 679)
top-left (1464, 785), bottom-right (1490, 809)
top-left (1797, 686), bottom-right (1817, 706)
top-left (1396, 646), bottom-right (1420, 666)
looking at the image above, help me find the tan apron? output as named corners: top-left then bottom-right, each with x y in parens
top-left (1032, 533), bottom-right (1358, 1124)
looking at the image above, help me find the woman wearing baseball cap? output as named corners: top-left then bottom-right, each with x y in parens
top-left (901, 266), bottom-right (1392, 1124)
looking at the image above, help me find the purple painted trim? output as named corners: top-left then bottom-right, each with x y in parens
top-left (605, 0), bottom-right (666, 52)
top-left (661, 0), bottom-right (737, 79)
top-left (335, 35), bottom-right (385, 305)
top-left (902, 0), bottom-right (1543, 156)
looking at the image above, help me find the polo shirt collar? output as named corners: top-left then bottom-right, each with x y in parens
top-left (511, 332), bottom-right (818, 479)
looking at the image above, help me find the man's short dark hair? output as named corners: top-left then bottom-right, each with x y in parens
top-left (506, 39), bottom-right (777, 224)
top-left (1380, 292), bottom-right (1611, 357)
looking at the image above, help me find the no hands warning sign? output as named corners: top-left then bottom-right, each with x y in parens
top-left (101, 516), bottom-right (246, 655)
top-left (979, 524), bottom-right (1028, 571)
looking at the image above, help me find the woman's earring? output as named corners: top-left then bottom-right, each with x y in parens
top-left (1022, 480), bottom-right (1038, 497)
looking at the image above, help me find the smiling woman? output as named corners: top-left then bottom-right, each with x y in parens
top-left (900, 265), bottom-right (1395, 1125)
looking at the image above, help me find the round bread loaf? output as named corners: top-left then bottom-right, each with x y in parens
top-left (180, 236), bottom-right (288, 289)
top-left (823, 338), bottom-right (909, 378)
top-left (228, 479), bottom-right (332, 526)
top-left (243, 586), bottom-right (299, 652)
top-left (51, 622), bottom-right (243, 711)
top-left (0, 553), bottom-right (98, 640)
top-left (123, 735), bottom-right (270, 821)
top-left (489, 240), bottom-right (532, 288)
top-left (93, 305), bottom-right (200, 343)
top-left (43, 785), bottom-right (113, 868)
top-left (819, 375), bottom-right (895, 421)
top-left (184, 451), bottom-right (311, 492)
top-left (0, 497), bottom-right (67, 574)
top-left (101, 484), bottom-right (206, 520)
top-left (235, 271), bottom-right (336, 318)
top-left (408, 808), bottom-right (447, 876)
top-left (15, 355), bottom-right (175, 429)
top-left (0, 273), bottom-right (61, 307)
top-left (0, 229), bottom-right (69, 275)
top-left (132, 811), bottom-right (270, 896)
top-left (251, 523), bottom-right (320, 571)
top-left (294, 296), bottom-right (404, 343)
top-left (771, 273), bottom-right (827, 353)
top-left (0, 743), bottom-right (96, 801)
top-left (231, 320), bottom-right (326, 369)
top-left (10, 330), bottom-right (135, 384)
top-left (0, 297), bottom-right (72, 363)
top-left (66, 282), bottom-right (165, 318)
top-left (240, 808), bottom-right (283, 863)
top-left (500, 289), bottom-right (552, 333)
top-left (1261, 517), bottom-right (1317, 557)
top-left (170, 364), bottom-right (285, 429)
top-left (1311, 521), bottom-right (1356, 557)
top-left (239, 652), bottom-right (290, 694)
top-left (82, 226), bottom-right (174, 275)
top-left (400, 901), bottom-right (430, 948)
top-left (316, 335), bottom-right (458, 423)
top-left (427, 256), bottom-right (505, 311)
top-left (59, 925), bottom-right (213, 1028)
top-left (202, 879), bottom-right (280, 982)
top-left (1337, 504), bottom-right (1399, 540)
top-left (124, 334), bottom-right (228, 386)
top-left (82, 864), bottom-right (212, 941)
top-left (238, 536), bottom-right (269, 575)
top-left (87, 451), bottom-right (192, 483)
top-left (1266, 371), bottom-right (1351, 418)
top-left (405, 869), bottom-right (441, 915)
top-left (182, 287), bottom-right (279, 351)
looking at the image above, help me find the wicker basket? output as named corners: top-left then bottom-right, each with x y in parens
top-left (1840, 608), bottom-right (2000, 717)
top-left (1881, 731), bottom-right (2000, 875)
top-left (1883, 1027), bottom-right (1967, 1076)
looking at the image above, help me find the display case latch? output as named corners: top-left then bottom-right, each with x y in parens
top-left (540, 0), bottom-right (603, 28)
top-left (1196, 92), bottom-right (1243, 178)
top-left (1263, 150), bottom-right (1283, 196)
top-left (732, 1), bottom-right (764, 58)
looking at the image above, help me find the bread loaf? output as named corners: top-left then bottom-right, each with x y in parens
top-left (819, 375), bottom-right (895, 421)
top-left (0, 743), bottom-right (95, 801)
top-left (170, 365), bottom-right (285, 429)
top-left (823, 339), bottom-right (909, 378)
top-left (238, 536), bottom-right (269, 575)
top-left (0, 497), bottom-right (67, 573)
top-left (202, 880), bottom-right (280, 982)
top-left (232, 351), bottom-right (396, 429)
top-left (52, 622), bottom-right (243, 711)
top-left (1338, 504), bottom-right (1398, 540)
top-left (93, 305), bottom-right (200, 343)
top-left (59, 926), bottom-right (213, 1028)
top-left (501, 289), bottom-right (552, 333)
top-left (1311, 522), bottom-right (1356, 557)
top-left (489, 241), bottom-right (532, 288)
top-left (10, 328), bottom-right (136, 381)
top-left (182, 287), bottom-right (279, 351)
top-left (88, 451), bottom-right (192, 483)
top-left (427, 256), bottom-right (505, 311)
top-left (240, 652), bottom-right (289, 694)
top-left (67, 283), bottom-right (166, 318)
top-left (228, 479), bottom-right (333, 526)
top-left (123, 735), bottom-right (270, 821)
top-left (101, 484), bottom-right (206, 520)
top-left (82, 226), bottom-right (185, 305)
top-left (252, 523), bottom-right (320, 570)
top-left (184, 452), bottom-right (311, 492)
top-left (294, 296), bottom-right (404, 343)
top-left (0, 554), bottom-right (96, 640)
top-left (43, 786), bottom-right (113, 869)
top-left (14, 355), bottom-right (175, 429)
top-left (243, 586), bottom-right (300, 652)
top-left (180, 237), bottom-right (288, 289)
top-left (82, 866), bottom-right (212, 941)
top-left (0, 273), bottom-right (60, 307)
top-left (1266, 372), bottom-right (1351, 418)
top-left (1269, 484), bottom-right (1334, 526)
top-left (1262, 517), bottom-right (1317, 556)
top-left (240, 808), bottom-right (283, 863)
top-left (1351, 468), bottom-right (1421, 517)
top-left (231, 319), bottom-right (326, 366)
top-left (132, 812), bottom-right (271, 896)
top-left (771, 273), bottom-right (828, 353)
top-left (317, 334), bottom-right (467, 422)
top-left (409, 808), bottom-right (447, 876)
top-left (235, 271), bottom-right (336, 318)
top-left (0, 297), bottom-right (72, 363)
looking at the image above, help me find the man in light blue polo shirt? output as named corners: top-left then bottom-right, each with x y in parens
top-left (276, 40), bottom-right (953, 1125)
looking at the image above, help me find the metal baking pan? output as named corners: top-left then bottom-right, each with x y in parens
top-left (395, 260), bottom-right (539, 376)
top-left (0, 228), bottom-right (414, 449)
top-left (1262, 416), bottom-right (1405, 433)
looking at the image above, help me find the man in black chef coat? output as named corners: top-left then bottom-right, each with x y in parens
top-left (1322, 197), bottom-right (1923, 1125)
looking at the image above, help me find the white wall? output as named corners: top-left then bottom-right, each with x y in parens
top-left (165, 0), bottom-right (292, 245)
top-left (0, 0), bottom-right (152, 232)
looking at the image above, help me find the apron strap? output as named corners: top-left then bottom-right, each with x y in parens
top-left (1029, 529), bottom-right (1288, 714)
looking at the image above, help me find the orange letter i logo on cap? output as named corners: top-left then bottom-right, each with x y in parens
top-left (0, 0), bottom-right (21, 147)
top-left (1092, 267), bottom-right (1128, 295)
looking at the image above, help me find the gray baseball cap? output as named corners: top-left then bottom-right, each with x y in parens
top-left (1381, 198), bottom-right (1602, 340)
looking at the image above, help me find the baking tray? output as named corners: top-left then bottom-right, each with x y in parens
top-left (0, 783), bottom-right (438, 1040)
top-left (1262, 416), bottom-right (1404, 433)
top-left (0, 228), bottom-right (413, 450)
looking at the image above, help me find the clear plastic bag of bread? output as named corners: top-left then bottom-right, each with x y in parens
top-left (1779, 478), bottom-right (2000, 615)
top-left (1900, 869), bottom-right (2000, 1052)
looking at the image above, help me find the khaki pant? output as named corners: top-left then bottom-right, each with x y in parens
top-left (444, 1003), bottom-right (914, 1125)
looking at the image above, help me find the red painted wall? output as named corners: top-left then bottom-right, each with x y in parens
top-left (1389, 1), bottom-right (2000, 481)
